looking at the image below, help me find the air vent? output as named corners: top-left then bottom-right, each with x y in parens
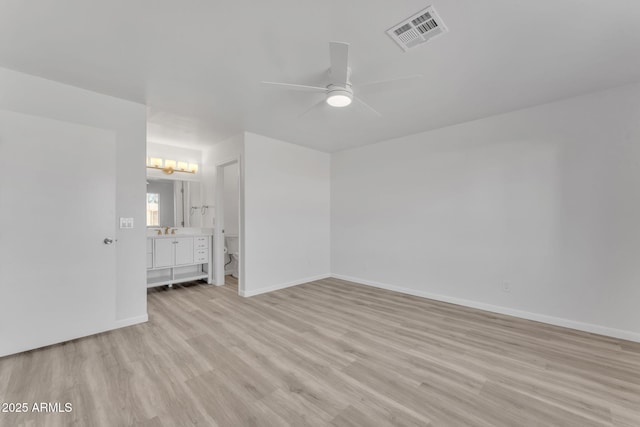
top-left (387, 5), bottom-right (448, 52)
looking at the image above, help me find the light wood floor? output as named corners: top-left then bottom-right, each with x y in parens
top-left (2, 277), bottom-right (640, 427)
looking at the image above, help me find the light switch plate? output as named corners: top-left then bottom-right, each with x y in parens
top-left (119, 217), bottom-right (134, 229)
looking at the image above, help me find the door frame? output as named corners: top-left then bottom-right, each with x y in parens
top-left (214, 156), bottom-right (244, 294)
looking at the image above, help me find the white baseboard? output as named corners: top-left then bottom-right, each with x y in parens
top-left (240, 274), bottom-right (331, 297)
top-left (114, 314), bottom-right (148, 328)
top-left (1, 314), bottom-right (150, 358)
top-left (331, 274), bottom-right (640, 343)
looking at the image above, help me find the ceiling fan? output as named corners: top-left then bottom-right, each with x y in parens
top-left (261, 41), bottom-right (421, 117)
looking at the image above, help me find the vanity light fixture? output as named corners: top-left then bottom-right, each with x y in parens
top-left (147, 157), bottom-right (199, 175)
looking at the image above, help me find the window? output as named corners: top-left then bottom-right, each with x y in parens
top-left (147, 193), bottom-right (159, 226)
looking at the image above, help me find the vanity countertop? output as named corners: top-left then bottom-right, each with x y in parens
top-left (147, 228), bottom-right (213, 238)
top-left (148, 234), bottom-right (199, 239)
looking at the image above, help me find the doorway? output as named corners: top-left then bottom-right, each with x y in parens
top-left (214, 158), bottom-right (243, 294)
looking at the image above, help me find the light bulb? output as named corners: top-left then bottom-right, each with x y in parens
top-left (326, 94), bottom-right (352, 107)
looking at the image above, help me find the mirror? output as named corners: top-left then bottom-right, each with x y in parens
top-left (146, 178), bottom-right (206, 228)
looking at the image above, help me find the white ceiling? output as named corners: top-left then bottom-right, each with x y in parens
top-left (1, 0), bottom-right (640, 152)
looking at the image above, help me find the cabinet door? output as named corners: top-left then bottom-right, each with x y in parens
top-left (174, 237), bottom-right (194, 266)
top-left (154, 239), bottom-right (174, 268)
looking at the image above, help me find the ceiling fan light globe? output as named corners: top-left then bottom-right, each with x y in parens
top-left (326, 94), bottom-right (352, 107)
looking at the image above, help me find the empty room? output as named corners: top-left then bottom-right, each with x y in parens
top-left (1, 1), bottom-right (640, 426)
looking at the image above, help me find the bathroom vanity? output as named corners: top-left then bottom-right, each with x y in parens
top-left (146, 234), bottom-right (213, 288)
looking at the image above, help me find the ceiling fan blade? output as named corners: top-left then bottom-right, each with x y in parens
top-left (261, 81), bottom-right (327, 93)
top-left (358, 74), bottom-right (423, 94)
top-left (354, 97), bottom-right (382, 117)
top-left (297, 99), bottom-right (326, 119)
top-left (329, 42), bottom-right (350, 86)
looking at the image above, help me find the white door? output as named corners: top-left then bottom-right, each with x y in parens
top-left (174, 237), bottom-right (194, 266)
top-left (0, 110), bottom-right (117, 357)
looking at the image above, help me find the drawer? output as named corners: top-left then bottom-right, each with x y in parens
top-left (146, 238), bottom-right (153, 253)
top-left (146, 252), bottom-right (153, 269)
top-left (194, 236), bottom-right (209, 249)
top-left (195, 249), bottom-right (209, 263)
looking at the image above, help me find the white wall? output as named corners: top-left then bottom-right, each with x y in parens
top-left (147, 142), bottom-right (202, 161)
top-left (331, 82), bottom-right (640, 341)
top-left (0, 67), bottom-right (147, 355)
top-left (115, 122), bottom-right (147, 324)
top-left (244, 132), bottom-right (331, 296)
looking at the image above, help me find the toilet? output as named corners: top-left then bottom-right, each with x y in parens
top-left (230, 253), bottom-right (239, 278)
top-left (224, 236), bottom-right (239, 278)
